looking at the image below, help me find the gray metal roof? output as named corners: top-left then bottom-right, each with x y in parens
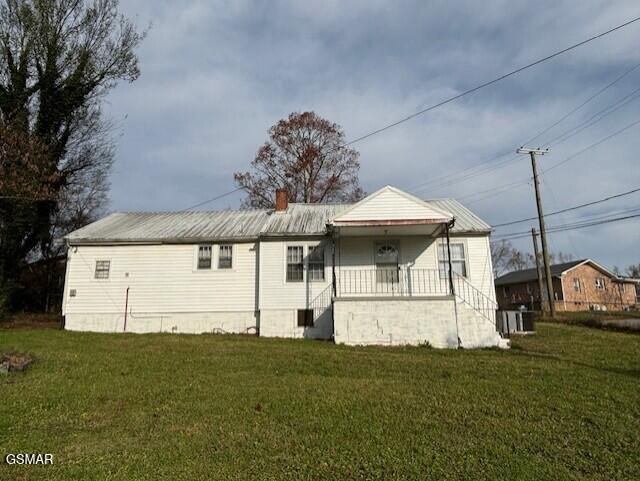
top-left (66, 209), bottom-right (271, 243)
top-left (426, 198), bottom-right (492, 233)
top-left (261, 203), bottom-right (350, 236)
top-left (66, 198), bottom-right (491, 244)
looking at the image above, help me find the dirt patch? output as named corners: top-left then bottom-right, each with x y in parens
top-left (1, 352), bottom-right (34, 374)
top-left (0, 313), bottom-right (62, 330)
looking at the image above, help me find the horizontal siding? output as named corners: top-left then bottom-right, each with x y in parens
top-left (64, 243), bottom-right (257, 315)
top-left (337, 235), bottom-right (495, 301)
top-left (259, 238), bottom-right (332, 310)
top-left (336, 189), bottom-right (450, 221)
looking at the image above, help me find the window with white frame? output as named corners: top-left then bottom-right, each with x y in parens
top-left (573, 278), bottom-right (581, 292)
top-left (308, 245), bottom-right (325, 281)
top-left (595, 277), bottom-right (606, 290)
top-left (438, 242), bottom-right (467, 278)
top-left (218, 245), bottom-right (233, 269)
top-left (197, 245), bottom-right (212, 269)
top-left (286, 246), bottom-right (304, 282)
top-left (94, 260), bottom-right (110, 279)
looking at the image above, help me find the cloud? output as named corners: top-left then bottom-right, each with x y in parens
top-left (103, 0), bottom-right (640, 268)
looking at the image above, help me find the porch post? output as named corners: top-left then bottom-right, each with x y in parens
top-left (445, 221), bottom-right (455, 297)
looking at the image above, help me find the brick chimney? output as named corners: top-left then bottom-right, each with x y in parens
top-left (275, 188), bottom-right (289, 212)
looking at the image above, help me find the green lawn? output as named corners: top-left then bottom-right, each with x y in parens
top-left (1, 324), bottom-right (639, 481)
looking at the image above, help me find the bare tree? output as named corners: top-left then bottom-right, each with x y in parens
top-left (626, 264), bottom-right (640, 278)
top-left (0, 0), bottom-right (144, 310)
top-left (234, 111), bottom-right (364, 207)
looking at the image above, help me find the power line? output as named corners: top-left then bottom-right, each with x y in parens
top-left (523, 59), bottom-right (640, 146)
top-left (543, 116), bottom-right (640, 173)
top-left (544, 84), bottom-right (640, 147)
top-left (176, 187), bottom-right (244, 212)
top-left (411, 69), bottom-right (640, 197)
top-left (492, 186), bottom-right (640, 227)
top-left (344, 14), bottom-right (640, 148)
top-left (493, 210), bottom-right (640, 241)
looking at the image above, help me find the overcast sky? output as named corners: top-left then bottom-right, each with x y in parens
top-left (103, 0), bottom-right (640, 270)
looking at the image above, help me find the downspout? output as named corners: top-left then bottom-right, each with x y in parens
top-left (445, 221), bottom-right (461, 348)
top-left (123, 287), bottom-right (130, 332)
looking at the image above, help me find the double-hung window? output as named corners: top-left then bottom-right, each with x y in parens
top-left (218, 245), bottom-right (233, 269)
top-left (595, 277), bottom-right (606, 290)
top-left (198, 245), bottom-right (212, 269)
top-left (573, 278), bottom-right (581, 292)
top-left (438, 242), bottom-right (467, 278)
top-left (308, 245), bottom-right (325, 281)
top-left (286, 246), bottom-right (304, 282)
top-left (94, 260), bottom-right (110, 279)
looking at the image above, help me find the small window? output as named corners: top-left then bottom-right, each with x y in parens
top-left (503, 286), bottom-right (511, 297)
top-left (297, 309), bottom-right (313, 327)
top-left (218, 245), bottom-right (233, 269)
top-left (573, 278), bottom-right (581, 292)
top-left (595, 277), bottom-right (606, 290)
top-left (438, 242), bottom-right (467, 278)
top-left (198, 245), bottom-right (212, 269)
top-left (287, 246), bottom-right (304, 282)
top-left (94, 260), bottom-right (110, 279)
top-left (308, 245), bottom-right (325, 281)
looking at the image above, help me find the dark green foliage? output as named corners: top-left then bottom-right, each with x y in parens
top-left (0, 0), bottom-right (144, 309)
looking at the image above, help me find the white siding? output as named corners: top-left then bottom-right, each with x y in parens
top-left (258, 238), bottom-right (332, 310)
top-left (336, 234), bottom-right (495, 301)
top-left (63, 242), bottom-right (258, 333)
top-left (334, 187), bottom-right (450, 222)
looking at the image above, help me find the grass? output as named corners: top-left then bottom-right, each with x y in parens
top-left (1, 324), bottom-right (639, 481)
top-left (538, 310), bottom-right (640, 333)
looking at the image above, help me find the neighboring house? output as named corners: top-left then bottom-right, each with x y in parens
top-left (494, 259), bottom-right (638, 312)
top-left (62, 186), bottom-right (506, 348)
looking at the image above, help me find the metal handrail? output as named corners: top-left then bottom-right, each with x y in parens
top-left (451, 272), bottom-right (498, 324)
top-left (336, 268), bottom-right (450, 297)
top-left (310, 284), bottom-right (334, 322)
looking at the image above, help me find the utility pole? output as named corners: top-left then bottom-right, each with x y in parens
top-left (517, 147), bottom-right (556, 318)
top-left (531, 228), bottom-right (546, 313)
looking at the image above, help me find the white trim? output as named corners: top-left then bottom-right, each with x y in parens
top-left (331, 185), bottom-right (453, 224)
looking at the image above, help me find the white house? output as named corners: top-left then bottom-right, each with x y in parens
top-left (62, 186), bottom-right (507, 348)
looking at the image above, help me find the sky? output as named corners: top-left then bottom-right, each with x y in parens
top-left (103, 0), bottom-right (640, 271)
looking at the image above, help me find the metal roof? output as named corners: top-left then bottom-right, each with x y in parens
top-left (66, 209), bottom-right (271, 243)
top-left (261, 203), bottom-right (350, 236)
top-left (66, 198), bottom-right (491, 244)
top-left (426, 198), bottom-right (492, 233)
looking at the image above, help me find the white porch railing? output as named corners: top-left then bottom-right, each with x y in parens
top-left (335, 268), bottom-right (498, 326)
top-left (336, 268), bottom-right (450, 297)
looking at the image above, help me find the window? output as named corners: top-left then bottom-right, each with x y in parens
top-left (198, 245), bottom-right (212, 269)
top-left (526, 283), bottom-right (532, 294)
top-left (297, 309), bottom-right (314, 327)
top-left (375, 242), bottom-right (399, 283)
top-left (573, 278), bottom-right (581, 292)
top-left (287, 246), bottom-right (304, 282)
top-left (595, 277), bottom-right (606, 290)
top-left (218, 245), bottom-right (233, 269)
top-left (438, 242), bottom-right (467, 278)
top-left (502, 286), bottom-right (511, 297)
top-left (618, 283), bottom-right (626, 293)
top-left (308, 245), bottom-right (325, 281)
top-left (94, 260), bottom-right (110, 279)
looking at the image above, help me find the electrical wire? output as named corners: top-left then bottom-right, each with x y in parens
top-left (492, 186), bottom-right (640, 227)
top-left (344, 14), bottom-right (640, 148)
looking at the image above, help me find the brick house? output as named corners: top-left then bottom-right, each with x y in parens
top-left (494, 259), bottom-right (638, 312)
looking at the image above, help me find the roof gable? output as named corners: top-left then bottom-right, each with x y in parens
top-left (331, 186), bottom-right (453, 225)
